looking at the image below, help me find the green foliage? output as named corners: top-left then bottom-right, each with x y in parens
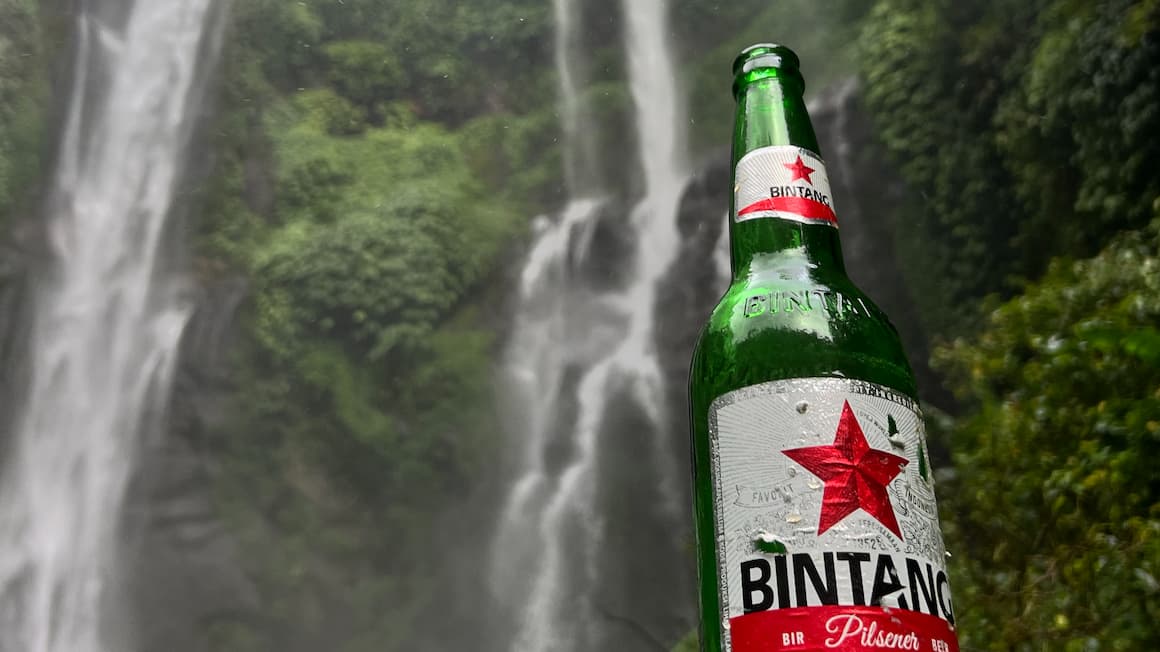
top-left (293, 88), bottom-right (367, 135)
top-left (241, 105), bottom-right (520, 537)
top-left (254, 186), bottom-right (505, 364)
top-left (323, 40), bottom-right (404, 115)
top-left (995, 0), bottom-right (1160, 268)
top-left (307, 0), bottom-right (553, 122)
top-left (0, 0), bottom-right (48, 226)
top-left (857, 10), bottom-right (1160, 643)
top-left (859, 0), bottom-right (1160, 337)
top-left (197, 2), bottom-right (544, 643)
top-left (460, 108), bottom-right (563, 205)
top-left (214, 304), bottom-right (501, 650)
top-left (228, 0), bottom-right (324, 91)
top-left (935, 220), bottom-right (1160, 650)
top-left (858, 0), bottom-right (1035, 336)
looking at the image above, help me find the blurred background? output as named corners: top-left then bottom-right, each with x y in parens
top-left (0, 0), bottom-right (1157, 650)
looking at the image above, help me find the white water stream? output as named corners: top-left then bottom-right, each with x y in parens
top-left (490, 0), bottom-right (690, 649)
top-left (0, 2), bottom-right (227, 650)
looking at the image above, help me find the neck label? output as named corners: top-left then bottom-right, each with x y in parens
top-left (735, 146), bottom-right (837, 227)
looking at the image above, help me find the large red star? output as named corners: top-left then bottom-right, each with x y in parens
top-left (783, 156), bottom-right (816, 184)
top-left (783, 401), bottom-right (908, 538)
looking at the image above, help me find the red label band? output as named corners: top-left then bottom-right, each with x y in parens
top-left (738, 196), bottom-right (837, 223)
top-left (731, 606), bottom-right (959, 652)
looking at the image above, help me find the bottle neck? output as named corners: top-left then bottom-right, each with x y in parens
top-left (728, 71), bottom-right (846, 279)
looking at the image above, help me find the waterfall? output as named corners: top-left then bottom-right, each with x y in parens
top-left (489, 0), bottom-right (693, 649)
top-left (0, 1), bottom-right (228, 651)
top-left (553, 0), bottom-right (599, 196)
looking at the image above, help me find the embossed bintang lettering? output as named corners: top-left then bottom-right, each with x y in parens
top-left (742, 289), bottom-right (876, 319)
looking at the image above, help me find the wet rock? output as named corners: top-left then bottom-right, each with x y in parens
top-left (126, 275), bottom-right (257, 652)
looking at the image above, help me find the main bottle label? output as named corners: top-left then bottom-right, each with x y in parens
top-left (735, 146), bottom-right (837, 226)
top-left (709, 378), bottom-right (958, 652)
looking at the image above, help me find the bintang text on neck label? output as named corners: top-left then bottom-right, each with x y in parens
top-left (735, 146), bottom-right (837, 226)
top-left (708, 378), bottom-right (959, 652)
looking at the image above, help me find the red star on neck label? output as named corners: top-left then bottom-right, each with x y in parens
top-left (783, 155), bottom-right (816, 184)
top-left (783, 401), bottom-right (908, 538)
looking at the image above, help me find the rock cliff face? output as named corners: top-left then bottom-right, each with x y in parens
top-left (125, 275), bottom-right (255, 652)
top-left (0, 242), bottom-right (254, 652)
top-left (0, 243), bottom-right (30, 416)
top-left (0, 245), bottom-right (252, 652)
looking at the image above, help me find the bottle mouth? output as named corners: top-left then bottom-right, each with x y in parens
top-left (732, 43), bottom-right (804, 98)
top-left (733, 43), bottom-right (800, 75)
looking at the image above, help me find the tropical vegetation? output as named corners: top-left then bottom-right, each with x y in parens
top-left (0, 0), bottom-right (1156, 649)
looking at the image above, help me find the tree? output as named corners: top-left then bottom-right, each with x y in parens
top-left (858, 0), bottom-right (1160, 337)
top-left (935, 219), bottom-right (1160, 650)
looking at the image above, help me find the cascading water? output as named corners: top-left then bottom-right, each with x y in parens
top-left (490, 0), bottom-right (693, 649)
top-left (616, 0), bottom-right (691, 509)
top-left (0, 2), bottom-right (228, 651)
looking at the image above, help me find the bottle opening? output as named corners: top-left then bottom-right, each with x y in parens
top-left (732, 43), bottom-right (800, 75)
top-left (732, 43), bottom-right (804, 98)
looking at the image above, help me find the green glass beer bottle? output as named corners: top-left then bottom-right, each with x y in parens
top-left (688, 44), bottom-right (960, 652)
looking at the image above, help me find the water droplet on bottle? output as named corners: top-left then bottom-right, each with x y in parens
top-left (807, 478), bottom-right (822, 490)
top-left (753, 531), bottom-right (787, 554)
top-left (722, 618), bottom-right (731, 631)
top-left (945, 550), bottom-right (953, 558)
top-left (786, 513), bottom-right (802, 523)
top-left (795, 401), bottom-right (809, 414)
top-left (786, 467), bottom-right (797, 477)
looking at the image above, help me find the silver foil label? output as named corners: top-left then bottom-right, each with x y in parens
top-left (708, 378), bottom-right (954, 650)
